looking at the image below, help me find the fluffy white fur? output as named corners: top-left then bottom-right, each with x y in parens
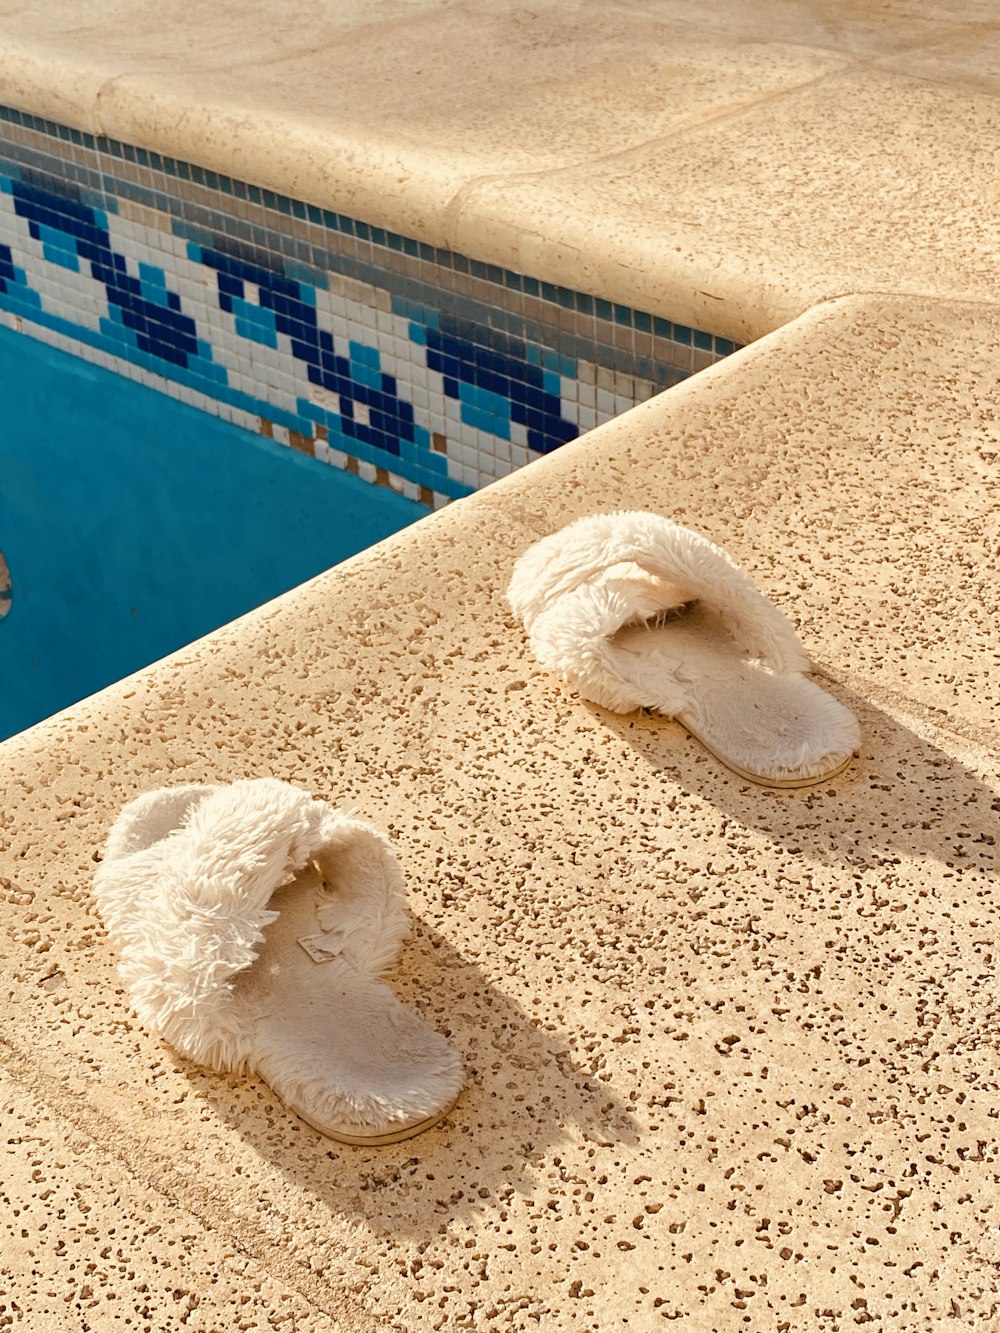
top-left (95, 779), bottom-right (410, 1070)
top-left (507, 512), bottom-right (860, 784)
top-left (507, 511), bottom-right (810, 713)
top-left (94, 779), bottom-right (462, 1136)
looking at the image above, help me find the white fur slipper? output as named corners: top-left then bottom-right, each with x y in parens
top-left (507, 512), bottom-right (860, 787)
top-left (94, 779), bottom-right (463, 1144)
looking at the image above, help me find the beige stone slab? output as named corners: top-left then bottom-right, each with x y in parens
top-left (2, 2), bottom-right (1000, 332)
top-left (0, 293), bottom-right (998, 1330)
top-left (453, 63), bottom-right (1000, 341)
top-left (0, 1065), bottom-right (349, 1330)
top-left (0, 2), bottom-right (845, 167)
top-left (877, 23), bottom-right (1000, 95)
top-left (0, 0), bottom-right (844, 245)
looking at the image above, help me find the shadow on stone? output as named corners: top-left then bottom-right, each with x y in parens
top-left (192, 918), bottom-right (640, 1236)
top-left (584, 678), bottom-right (997, 876)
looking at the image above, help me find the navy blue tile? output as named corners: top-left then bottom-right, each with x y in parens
top-left (144, 334), bottom-right (187, 366)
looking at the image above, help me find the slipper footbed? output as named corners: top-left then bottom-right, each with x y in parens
top-left (611, 603), bottom-right (860, 785)
top-left (235, 862), bottom-right (463, 1141)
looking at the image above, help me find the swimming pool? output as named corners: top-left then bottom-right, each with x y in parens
top-left (0, 103), bottom-right (737, 742)
top-left (0, 324), bottom-right (426, 739)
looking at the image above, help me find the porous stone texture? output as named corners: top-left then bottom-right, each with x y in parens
top-left (2, 1), bottom-right (1000, 338)
top-left (1, 294), bottom-right (998, 1330)
top-left (0, 1069), bottom-right (345, 1332)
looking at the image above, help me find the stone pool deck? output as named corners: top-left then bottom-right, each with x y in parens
top-left (2, 0), bottom-right (1000, 343)
top-left (1, 4), bottom-right (1000, 1332)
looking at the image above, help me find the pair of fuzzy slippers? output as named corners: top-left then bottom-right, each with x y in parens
top-left (95, 513), bottom-right (859, 1145)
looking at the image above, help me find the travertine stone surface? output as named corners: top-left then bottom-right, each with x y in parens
top-left (0, 1068), bottom-right (347, 1332)
top-left (1, 295), bottom-right (998, 1330)
top-left (2, 1), bottom-right (1000, 337)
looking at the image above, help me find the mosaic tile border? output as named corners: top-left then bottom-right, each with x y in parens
top-left (0, 104), bottom-right (739, 507)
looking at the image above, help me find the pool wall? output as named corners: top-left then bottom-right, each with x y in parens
top-left (0, 105), bottom-right (736, 508)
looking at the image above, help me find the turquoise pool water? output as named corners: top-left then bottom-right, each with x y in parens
top-left (0, 325), bottom-right (426, 740)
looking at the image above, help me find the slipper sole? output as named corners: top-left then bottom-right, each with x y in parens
top-left (293, 1090), bottom-right (461, 1146)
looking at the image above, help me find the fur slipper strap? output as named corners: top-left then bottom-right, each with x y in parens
top-left (93, 779), bottom-right (408, 1070)
top-left (507, 511), bottom-right (810, 676)
top-left (524, 574), bottom-right (693, 715)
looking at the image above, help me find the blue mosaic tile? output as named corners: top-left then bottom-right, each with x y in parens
top-left (0, 103), bottom-right (739, 505)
